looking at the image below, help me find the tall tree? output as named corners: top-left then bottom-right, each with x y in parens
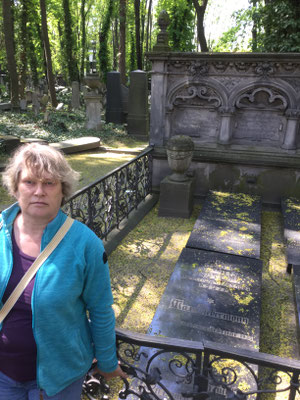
top-left (191, 0), bottom-right (208, 52)
top-left (80, 0), bottom-right (86, 78)
top-left (119, 0), bottom-right (126, 84)
top-left (19, 0), bottom-right (28, 98)
top-left (134, 0), bottom-right (142, 69)
top-left (40, 0), bottom-right (57, 107)
top-left (98, 0), bottom-right (114, 82)
top-left (2, 0), bottom-right (19, 108)
top-left (62, 0), bottom-right (79, 83)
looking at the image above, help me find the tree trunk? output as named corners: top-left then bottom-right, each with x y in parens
top-left (250, 0), bottom-right (257, 51)
top-left (145, 0), bottom-right (152, 52)
top-left (134, 0), bottom-right (142, 70)
top-left (119, 0), bottom-right (126, 84)
top-left (80, 0), bottom-right (86, 78)
top-left (20, 0), bottom-right (28, 99)
top-left (63, 0), bottom-right (79, 83)
top-left (39, 0), bottom-right (57, 107)
top-left (191, 0), bottom-right (209, 52)
top-left (2, 0), bottom-right (19, 108)
top-left (112, 18), bottom-right (119, 71)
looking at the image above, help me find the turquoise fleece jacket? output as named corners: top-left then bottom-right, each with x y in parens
top-left (0, 203), bottom-right (118, 396)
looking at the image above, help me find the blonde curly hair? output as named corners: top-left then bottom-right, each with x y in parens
top-left (2, 143), bottom-right (80, 202)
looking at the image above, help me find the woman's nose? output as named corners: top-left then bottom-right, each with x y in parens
top-left (34, 182), bottom-right (45, 195)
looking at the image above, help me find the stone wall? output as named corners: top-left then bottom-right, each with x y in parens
top-left (147, 52), bottom-right (300, 204)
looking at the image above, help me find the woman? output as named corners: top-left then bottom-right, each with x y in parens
top-left (0, 143), bottom-right (126, 399)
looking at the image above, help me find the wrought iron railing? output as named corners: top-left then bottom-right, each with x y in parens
top-left (63, 147), bottom-right (153, 239)
top-left (83, 328), bottom-right (300, 400)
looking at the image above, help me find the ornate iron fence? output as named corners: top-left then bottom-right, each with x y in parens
top-left (83, 328), bottom-right (300, 400)
top-left (63, 147), bottom-right (153, 239)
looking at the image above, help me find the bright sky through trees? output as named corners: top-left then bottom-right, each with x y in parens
top-left (205, 0), bottom-right (250, 42)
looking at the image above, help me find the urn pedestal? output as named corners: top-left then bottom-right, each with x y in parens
top-left (158, 135), bottom-right (195, 218)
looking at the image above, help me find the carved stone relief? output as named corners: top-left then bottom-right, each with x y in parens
top-left (172, 85), bottom-right (222, 109)
top-left (235, 87), bottom-right (288, 111)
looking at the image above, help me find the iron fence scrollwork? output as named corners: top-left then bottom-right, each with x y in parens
top-left (82, 328), bottom-right (300, 400)
top-left (63, 147), bottom-right (153, 239)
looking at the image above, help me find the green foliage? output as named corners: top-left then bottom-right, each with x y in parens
top-left (258, 0), bottom-right (300, 52)
top-left (98, 0), bottom-right (114, 83)
top-left (155, 0), bottom-right (196, 52)
top-left (213, 8), bottom-right (252, 52)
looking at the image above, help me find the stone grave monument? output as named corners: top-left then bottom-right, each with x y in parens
top-left (71, 81), bottom-right (80, 109)
top-left (147, 11), bottom-right (300, 204)
top-left (127, 70), bottom-right (149, 136)
top-left (83, 75), bottom-right (102, 131)
top-left (106, 71), bottom-right (124, 124)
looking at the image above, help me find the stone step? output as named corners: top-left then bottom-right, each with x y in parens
top-left (186, 191), bottom-right (262, 259)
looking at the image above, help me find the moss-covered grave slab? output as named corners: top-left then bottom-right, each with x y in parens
top-left (186, 191), bottom-right (262, 259)
top-left (131, 247), bottom-right (262, 399)
top-left (281, 197), bottom-right (300, 272)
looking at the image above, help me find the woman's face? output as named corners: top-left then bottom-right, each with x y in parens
top-left (15, 167), bottom-right (63, 223)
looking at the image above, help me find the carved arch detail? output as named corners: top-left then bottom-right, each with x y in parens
top-left (228, 81), bottom-right (297, 111)
top-left (166, 78), bottom-right (228, 112)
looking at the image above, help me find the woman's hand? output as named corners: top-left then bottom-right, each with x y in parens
top-left (95, 364), bottom-right (128, 380)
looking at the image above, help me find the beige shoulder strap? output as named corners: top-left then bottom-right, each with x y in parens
top-left (0, 216), bottom-right (74, 324)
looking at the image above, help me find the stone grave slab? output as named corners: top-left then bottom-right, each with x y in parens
top-left (149, 247), bottom-right (262, 348)
top-left (128, 248), bottom-right (262, 399)
top-left (281, 197), bottom-right (300, 272)
top-left (49, 136), bottom-right (100, 154)
top-left (187, 191), bottom-right (261, 259)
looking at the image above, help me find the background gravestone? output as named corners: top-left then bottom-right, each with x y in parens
top-left (106, 71), bottom-right (124, 124)
top-left (71, 81), bottom-right (80, 109)
top-left (127, 70), bottom-right (149, 136)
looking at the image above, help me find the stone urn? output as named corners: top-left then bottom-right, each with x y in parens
top-left (166, 135), bottom-right (194, 182)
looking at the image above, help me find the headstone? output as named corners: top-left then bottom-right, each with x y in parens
top-left (19, 99), bottom-right (27, 111)
top-left (281, 197), bottom-right (300, 272)
top-left (187, 191), bottom-right (261, 259)
top-left (85, 94), bottom-right (102, 130)
top-left (121, 84), bottom-right (129, 121)
top-left (127, 70), bottom-right (149, 136)
top-left (32, 92), bottom-right (40, 115)
top-left (71, 81), bottom-right (80, 109)
top-left (106, 71), bottom-right (124, 124)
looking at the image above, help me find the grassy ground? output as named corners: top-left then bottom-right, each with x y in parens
top-left (0, 110), bottom-right (148, 211)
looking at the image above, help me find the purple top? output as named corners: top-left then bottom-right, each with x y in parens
top-left (0, 231), bottom-right (37, 382)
